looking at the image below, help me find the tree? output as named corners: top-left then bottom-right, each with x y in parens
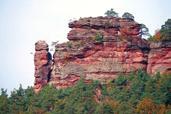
top-left (104, 8), bottom-right (118, 17)
top-left (139, 24), bottom-right (150, 38)
top-left (136, 98), bottom-right (157, 114)
top-left (148, 29), bottom-right (162, 42)
top-left (9, 84), bottom-right (26, 114)
top-left (160, 19), bottom-right (171, 41)
top-left (148, 19), bottom-right (171, 42)
top-left (0, 89), bottom-right (9, 114)
top-left (0, 73), bottom-right (170, 114)
top-left (122, 12), bottom-right (134, 20)
top-left (161, 19), bottom-right (171, 30)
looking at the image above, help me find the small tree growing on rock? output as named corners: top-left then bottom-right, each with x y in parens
top-left (95, 33), bottom-right (103, 43)
top-left (122, 12), bottom-right (134, 20)
top-left (139, 24), bottom-right (150, 38)
top-left (105, 8), bottom-right (118, 17)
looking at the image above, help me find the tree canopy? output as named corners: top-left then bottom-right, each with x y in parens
top-left (0, 71), bottom-right (171, 114)
top-left (104, 8), bottom-right (118, 17)
top-left (139, 24), bottom-right (150, 38)
top-left (148, 19), bottom-right (171, 42)
top-left (122, 12), bottom-right (134, 20)
top-left (160, 19), bottom-right (171, 40)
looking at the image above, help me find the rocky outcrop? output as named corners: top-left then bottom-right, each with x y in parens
top-left (34, 41), bottom-right (52, 93)
top-left (68, 17), bottom-right (141, 41)
top-left (33, 17), bottom-right (171, 91)
top-left (147, 42), bottom-right (171, 74)
top-left (48, 17), bottom-right (149, 89)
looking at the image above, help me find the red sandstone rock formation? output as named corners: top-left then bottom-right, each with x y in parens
top-left (147, 42), bottom-right (171, 74)
top-left (34, 40), bottom-right (52, 93)
top-left (33, 17), bottom-right (171, 91)
top-left (68, 17), bottom-right (141, 41)
top-left (49, 17), bottom-right (149, 89)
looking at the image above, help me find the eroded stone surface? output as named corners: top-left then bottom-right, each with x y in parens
top-left (48, 17), bottom-right (150, 89)
top-left (147, 42), bottom-right (171, 74)
top-left (33, 17), bottom-right (171, 91)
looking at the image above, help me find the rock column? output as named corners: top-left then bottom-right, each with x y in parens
top-left (34, 40), bottom-right (52, 93)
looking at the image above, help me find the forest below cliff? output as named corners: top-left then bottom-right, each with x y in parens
top-left (0, 70), bottom-right (171, 114)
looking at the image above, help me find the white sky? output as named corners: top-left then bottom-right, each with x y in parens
top-left (0, 0), bottom-right (171, 93)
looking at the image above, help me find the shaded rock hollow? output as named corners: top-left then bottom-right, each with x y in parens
top-left (33, 17), bottom-right (171, 92)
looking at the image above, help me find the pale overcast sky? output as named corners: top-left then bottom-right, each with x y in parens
top-left (0, 0), bottom-right (171, 93)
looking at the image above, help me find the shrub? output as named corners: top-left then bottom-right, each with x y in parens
top-left (95, 33), bottom-right (103, 43)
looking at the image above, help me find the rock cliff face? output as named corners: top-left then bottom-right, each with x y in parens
top-left (147, 42), bottom-right (171, 74)
top-left (33, 17), bottom-right (171, 91)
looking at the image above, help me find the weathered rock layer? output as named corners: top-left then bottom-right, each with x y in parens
top-left (147, 42), bottom-right (171, 74)
top-left (33, 17), bottom-right (171, 91)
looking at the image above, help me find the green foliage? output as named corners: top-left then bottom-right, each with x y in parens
top-left (104, 8), bottom-right (118, 17)
top-left (0, 89), bottom-right (9, 114)
top-left (140, 24), bottom-right (150, 38)
top-left (148, 19), bottom-right (171, 42)
top-left (114, 75), bottom-right (127, 86)
top-left (95, 33), bottom-right (103, 43)
top-left (0, 71), bottom-right (171, 114)
top-left (122, 12), bottom-right (134, 20)
top-left (160, 19), bottom-right (171, 41)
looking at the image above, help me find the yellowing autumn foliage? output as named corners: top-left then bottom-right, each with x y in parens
top-left (136, 98), bottom-right (157, 114)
